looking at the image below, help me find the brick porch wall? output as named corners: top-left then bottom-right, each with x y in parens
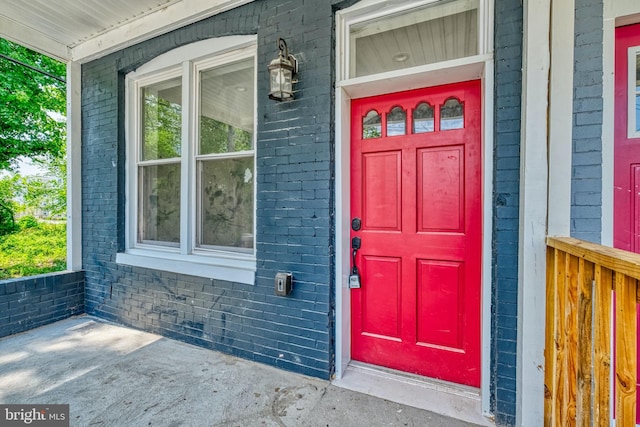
top-left (0, 271), bottom-right (84, 338)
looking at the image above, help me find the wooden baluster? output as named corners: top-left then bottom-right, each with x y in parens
top-left (565, 253), bottom-right (579, 423)
top-left (576, 258), bottom-right (594, 427)
top-left (555, 250), bottom-right (568, 426)
top-left (593, 265), bottom-right (611, 426)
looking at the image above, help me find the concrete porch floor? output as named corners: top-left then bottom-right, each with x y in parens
top-left (0, 316), bottom-right (484, 426)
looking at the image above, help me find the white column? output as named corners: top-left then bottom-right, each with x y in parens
top-left (547, 0), bottom-right (575, 237)
top-left (517, 0), bottom-right (551, 424)
top-left (66, 61), bottom-right (82, 271)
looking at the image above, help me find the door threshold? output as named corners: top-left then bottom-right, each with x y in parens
top-left (332, 361), bottom-right (494, 426)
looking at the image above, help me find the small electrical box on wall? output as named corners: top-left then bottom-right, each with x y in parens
top-left (274, 272), bottom-right (293, 296)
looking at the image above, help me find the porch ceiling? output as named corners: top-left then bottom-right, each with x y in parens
top-left (0, 0), bottom-right (252, 63)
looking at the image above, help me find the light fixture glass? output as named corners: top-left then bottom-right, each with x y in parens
top-left (268, 38), bottom-right (297, 101)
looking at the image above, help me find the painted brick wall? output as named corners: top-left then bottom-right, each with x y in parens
top-left (492, 0), bottom-right (523, 425)
top-left (82, 0), bottom-right (335, 379)
top-left (0, 271), bottom-right (84, 338)
top-left (571, 0), bottom-right (604, 243)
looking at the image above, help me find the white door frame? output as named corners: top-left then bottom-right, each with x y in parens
top-left (333, 0), bottom-right (494, 417)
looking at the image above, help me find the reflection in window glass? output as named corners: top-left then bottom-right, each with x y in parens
top-left (363, 110), bottom-right (381, 139)
top-left (387, 107), bottom-right (406, 136)
top-left (440, 98), bottom-right (464, 130)
top-left (199, 58), bottom-right (254, 155)
top-left (198, 156), bottom-right (254, 251)
top-left (141, 77), bottom-right (182, 160)
top-left (197, 57), bottom-right (255, 251)
top-left (636, 52), bottom-right (640, 132)
top-left (138, 163), bottom-right (181, 245)
top-left (413, 102), bottom-right (434, 133)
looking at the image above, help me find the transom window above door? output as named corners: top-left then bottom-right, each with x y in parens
top-left (348, 0), bottom-right (479, 78)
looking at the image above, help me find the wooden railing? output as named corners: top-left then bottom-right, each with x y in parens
top-left (545, 236), bottom-right (640, 426)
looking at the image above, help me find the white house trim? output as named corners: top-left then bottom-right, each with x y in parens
top-left (1, 1), bottom-right (255, 64)
top-left (73, 0), bottom-right (255, 63)
top-left (516, 0), bottom-right (551, 425)
top-left (0, 15), bottom-right (70, 62)
top-left (547, 0), bottom-right (575, 237)
top-left (66, 61), bottom-right (82, 271)
top-left (333, 1), bottom-right (494, 424)
top-left (481, 58), bottom-right (494, 418)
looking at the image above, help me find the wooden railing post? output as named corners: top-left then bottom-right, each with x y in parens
top-left (544, 246), bottom-right (558, 426)
top-left (615, 273), bottom-right (637, 426)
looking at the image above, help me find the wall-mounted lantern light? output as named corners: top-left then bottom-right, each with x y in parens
top-left (268, 38), bottom-right (297, 101)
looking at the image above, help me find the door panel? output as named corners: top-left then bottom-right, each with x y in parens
top-left (614, 23), bottom-right (640, 423)
top-left (350, 80), bottom-right (481, 387)
top-left (360, 256), bottom-right (402, 339)
top-left (418, 146), bottom-right (465, 232)
top-left (416, 259), bottom-right (464, 349)
top-left (362, 151), bottom-right (402, 230)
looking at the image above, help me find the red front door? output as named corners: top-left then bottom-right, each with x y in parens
top-left (350, 81), bottom-right (482, 387)
top-left (614, 23), bottom-right (640, 421)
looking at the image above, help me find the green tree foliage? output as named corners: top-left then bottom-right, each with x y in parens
top-left (0, 175), bottom-right (19, 235)
top-left (0, 38), bottom-right (66, 170)
top-left (0, 222), bottom-right (66, 279)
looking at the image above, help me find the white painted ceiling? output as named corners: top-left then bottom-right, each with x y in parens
top-left (0, 0), bottom-right (253, 62)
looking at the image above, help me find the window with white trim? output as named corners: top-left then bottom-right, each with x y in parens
top-left (118, 37), bottom-right (257, 284)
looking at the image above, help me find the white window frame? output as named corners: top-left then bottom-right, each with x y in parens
top-left (627, 45), bottom-right (640, 138)
top-left (117, 36), bottom-right (258, 284)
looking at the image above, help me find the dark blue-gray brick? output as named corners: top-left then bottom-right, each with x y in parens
top-left (81, 0), bottom-right (334, 382)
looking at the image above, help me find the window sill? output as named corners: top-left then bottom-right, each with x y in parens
top-left (116, 248), bottom-right (256, 284)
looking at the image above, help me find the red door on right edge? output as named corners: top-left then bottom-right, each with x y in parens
top-left (614, 23), bottom-right (640, 423)
top-left (350, 81), bottom-right (482, 387)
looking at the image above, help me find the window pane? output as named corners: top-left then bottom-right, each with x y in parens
top-left (200, 58), bottom-right (255, 155)
top-left (387, 106), bottom-right (406, 136)
top-left (440, 98), bottom-right (464, 130)
top-left (198, 156), bottom-right (254, 250)
top-left (413, 102), bottom-right (434, 133)
top-left (363, 110), bottom-right (381, 139)
top-left (138, 163), bottom-right (181, 245)
top-left (349, 1), bottom-right (478, 78)
top-left (142, 77), bottom-right (182, 160)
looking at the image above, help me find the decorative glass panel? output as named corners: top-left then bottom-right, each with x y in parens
top-left (199, 58), bottom-right (254, 155)
top-left (138, 163), bottom-right (181, 245)
top-left (198, 156), bottom-right (254, 251)
top-left (413, 102), bottom-right (434, 133)
top-left (348, 0), bottom-right (479, 78)
top-left (440, 98), bottom-right (464, 130)
top-left (387, 106), bottom-right (406, 136)
top-left (363, 110), bottom-right (381, 139)
top-left (141, 77), bottom-right (182, 161)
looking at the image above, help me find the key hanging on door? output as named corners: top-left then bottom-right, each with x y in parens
top-left (349, 237), bottom-right (361, 289)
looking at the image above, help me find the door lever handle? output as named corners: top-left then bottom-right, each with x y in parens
top-left (351, 237), bottom-right (361, 250)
